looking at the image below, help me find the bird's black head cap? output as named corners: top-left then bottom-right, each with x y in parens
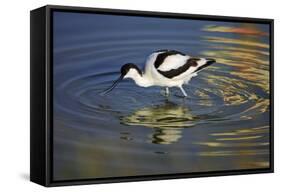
top-left (121, 63), bottom-right (142, 76)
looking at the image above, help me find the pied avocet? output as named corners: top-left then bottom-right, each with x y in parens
top-left (102, 50), bottom-right (216, 97)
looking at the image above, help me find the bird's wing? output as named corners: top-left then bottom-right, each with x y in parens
top-left (149, 50), bottom-right (188, 71)
top-left (157, 58), bottom-right (200, 79)
top-left (144, 50), bottom-right (215, 79)
top-left (157, 54), bottom-right (190, 71)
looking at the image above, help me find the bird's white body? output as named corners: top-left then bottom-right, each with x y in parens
top-left (122, 50), bottom-right (215, 96)
top-left (102, 50), bottom-right (215, 97)
top-left (144, 52), bottom-right (197, 87)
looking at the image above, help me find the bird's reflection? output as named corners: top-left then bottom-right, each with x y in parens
top-left (121, 100), bottom-right (198, 144)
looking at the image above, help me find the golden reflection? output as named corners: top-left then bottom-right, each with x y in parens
top-left (216, 135), bottom-right (263, 141)
top-left (203, 36), bottom-right (269, 48)
top-left (121, 101), bottom-right (196, 144)
top-left (201, 24), bottom-right (270, 96)
top-left (203, 54), bottom-right (270, 93)
top-left (195, 122), bottom-right (270, 159)
top-left (210, 125), bottom-right (269, 137)
top-left (204, 50), bottom-right (268, 65)
top-left (198, 149), bottom-right (268, 157)
top-left (240, 99), bottom-right (269, 114)
top-left (194, 90), bottom-right (213, 106)
top-left (203, 25), bottom-right (268, 36)
top-left (194, 142), bottom-right (269, 147)
top-left (203, 74), bottom-right (254, 106)
top-left (252, 161), bottom-right (270, 167)
top-left (207, 45), bottom-right (269, 56)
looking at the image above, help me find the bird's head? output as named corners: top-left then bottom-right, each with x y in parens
top-left (121, 63), bottom-right (142, 79)
top-left (101, 63), bottom-right (142, 95)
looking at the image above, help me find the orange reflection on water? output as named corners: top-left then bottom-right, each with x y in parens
top-left (210, 125), bottom-right (269, 137)
top-left (203, 36), bottom-right (269, 48)
top-left (203, 25), bottom-right (268, 36)
top-left (201, 25), bottom-right (270, 94)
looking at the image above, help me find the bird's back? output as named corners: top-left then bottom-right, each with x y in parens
top-left (144, 50), bottom-right (192, 77)
top-left (143, 50), bottom-right (214, 87)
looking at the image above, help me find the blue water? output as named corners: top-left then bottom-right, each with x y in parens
top-left (53, 11), bottom-right (270, 180)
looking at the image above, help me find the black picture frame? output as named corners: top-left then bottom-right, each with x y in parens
top-left (30, 5), bottom-right (274, 187)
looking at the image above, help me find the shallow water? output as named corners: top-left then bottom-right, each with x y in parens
top-left (53, 12), bottom-right (270, 180)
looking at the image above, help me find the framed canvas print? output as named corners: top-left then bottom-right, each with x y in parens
top-left (30, 5), bottom-right (274, 187)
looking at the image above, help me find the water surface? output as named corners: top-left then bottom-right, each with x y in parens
top-left (53, 11), bottom-right (270, 180)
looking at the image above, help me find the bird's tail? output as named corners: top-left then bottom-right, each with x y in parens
top-left (193, 58), bottom-right (216, 73)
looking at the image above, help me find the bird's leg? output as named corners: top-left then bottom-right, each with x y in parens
top-left (179, 86), bottom-right (187, 97)
top-left (165, 87), bottom-right (169, 96)
top-left (160, 87), bottom-right (170, 97)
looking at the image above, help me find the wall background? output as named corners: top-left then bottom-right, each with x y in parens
top-left (0, 0), bottom-right (279, 191)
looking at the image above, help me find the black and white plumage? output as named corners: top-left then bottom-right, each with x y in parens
top-left (102, 50), bottom-right (216, 97)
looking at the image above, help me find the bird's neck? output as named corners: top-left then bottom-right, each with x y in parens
top-left (131, 73), bottom-right (153, 87)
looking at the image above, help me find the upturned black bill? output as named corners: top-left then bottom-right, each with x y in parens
top-left (100, 75), bottom-right (123, 95)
